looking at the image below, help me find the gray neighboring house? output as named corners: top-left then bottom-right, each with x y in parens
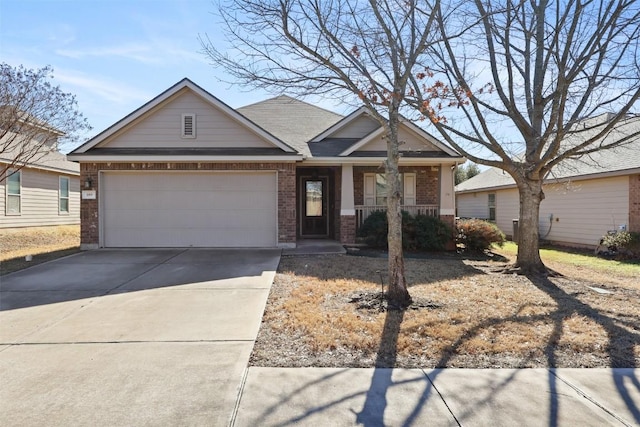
top-left (455, 115), bottom-right (640, 248)
top-left (1, 135), bottom-right (80, 229)
top-left (67, 78), bottom-right (463, 249)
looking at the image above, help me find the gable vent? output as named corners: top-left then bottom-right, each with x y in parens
top-left (182, 113), bottom-right (196, 138)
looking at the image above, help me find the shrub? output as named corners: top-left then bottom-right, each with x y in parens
top-left (413, 214), bottom-right (452, 251)
top-left (456, 219), bottom-right (506, 252)
top-left (357, 211), bottom-right (453, 251)
top-left (598, 230), bottom-right (640, 259)
top-left (401, 211), bottom-right (416, 249)
top-left (357, 210), bottom-right (388, 248)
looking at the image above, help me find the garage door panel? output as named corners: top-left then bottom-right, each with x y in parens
top-left (218, 173), bottom-right (275, 191)
top-left (102, 172), bottom-right (277, 247)
top-left (212, 191), bottom-right (276, 209)
top-left (105, 226), bottom-right (276, 248)
top-left (104, 173), bottom-right (277, 192)
top-left (107, 190), bottom-right (276, 211)
top-left (105, 190), bottom-right (213, 210)
top-left (105, 209), bottom-right (276, 230)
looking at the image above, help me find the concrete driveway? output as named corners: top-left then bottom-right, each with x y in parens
top-left (0, 248), bottom-right (281, 426)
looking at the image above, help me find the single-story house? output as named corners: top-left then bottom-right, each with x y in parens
top-left (455, 115), bottom-right (640, 248)
top-left (1, 133), bottom-right (80, 229)
top-left (68, 78), bottom-right (463, 249)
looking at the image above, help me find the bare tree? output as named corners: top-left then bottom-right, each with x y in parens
top-left (406, 0), bottom-right (640, 274)
top-left (202, 0), bottom-right (448, 307)
top-left (0, 63), bottom-right (91, 181)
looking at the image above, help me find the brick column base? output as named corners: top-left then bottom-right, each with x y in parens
top-left (340, 215), bottom-right (356, 244)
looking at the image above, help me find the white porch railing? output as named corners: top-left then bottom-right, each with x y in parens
top-left (355, 204), bottom-right (440, 230)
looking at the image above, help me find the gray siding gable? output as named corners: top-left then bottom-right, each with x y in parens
top-left (70, 78), bottom-right (297, 158)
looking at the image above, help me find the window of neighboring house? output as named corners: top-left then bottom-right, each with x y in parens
top-left (364, 173), bottom-right (416, 206)
top-left (181, 113), bottom-right (196, 138)
top-left (59, 176), bottom-right (70, 214)
top-left (6, 169), bottom-right (21, 215)
top-left (488, 193), bottom-right (496, 221)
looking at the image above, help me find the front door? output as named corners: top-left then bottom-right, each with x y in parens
top-left (300, 177), bottom-right (329, 237)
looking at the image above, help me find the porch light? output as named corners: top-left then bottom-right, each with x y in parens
top-left (84, 176), bottom-right (93, 189)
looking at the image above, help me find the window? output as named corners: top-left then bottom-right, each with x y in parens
top-left (305, 180), bottom-right (323, 217)
top-left (488, 193), bottom-right (496, 221)
top-left (6, 169), bottom-right (21, 215)
top-left (181, 113), bottom-right (196, 138)
top-left (364, 173), bottom-right (416, 206)
top-left (374, 173), bottom-right (398, 205)
top-left (59, 176), bottom-right (70, 214)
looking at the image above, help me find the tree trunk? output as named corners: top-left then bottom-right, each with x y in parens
top-left (385, 118), bottom-right (412, 309)
top-left (515, 178), bottom-right (547, 274)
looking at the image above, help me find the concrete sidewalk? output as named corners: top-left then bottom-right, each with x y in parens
top-left (283, 239), bottom-right (346, 255)
top-left (233, 367), bottom-right (640, 426)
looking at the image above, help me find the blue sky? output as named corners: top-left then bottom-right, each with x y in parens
top-left (0, 0), bottom-right (346, 148)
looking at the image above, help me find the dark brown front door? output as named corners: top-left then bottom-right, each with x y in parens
top-left (300, 177), bottom-right (329, 237)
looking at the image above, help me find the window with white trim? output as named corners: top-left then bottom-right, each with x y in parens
top-left (6, 169), bottom-right (21, 215)
top-left (59, 176), bottom-right (70, 214)
top-left (363, 173), bottom-right (416, 206)
top-left (181, 113), bottom-right (196, 138)
top-left (488, 193), bottom-right (496, 221)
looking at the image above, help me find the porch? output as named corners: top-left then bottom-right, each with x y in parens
top-left (294, 164), bottom-right (455, 245)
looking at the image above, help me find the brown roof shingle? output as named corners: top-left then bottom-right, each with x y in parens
top-left (238, 95), bottom-right (344, 157)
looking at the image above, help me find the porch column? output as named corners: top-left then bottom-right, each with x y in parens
top-left (340, 164), bottom-right (356, 244)
top-left (440, 164), bottom-right (457, 249)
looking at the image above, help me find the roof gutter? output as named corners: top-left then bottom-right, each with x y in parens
top-left (455, 166), bottom-right (640, 194)
top-left (0, 159), bottom-right (79, 175)
top-left (66, 154), bottom-right (304, 162)
top-left (302, 156), bottom-right (464, 166)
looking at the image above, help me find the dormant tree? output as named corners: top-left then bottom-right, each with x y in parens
top-left (0, 63), bottom-right (90, 181)
top-left (202, 0), bottom-right (445, 307)
top-left (407, 0), bottom-right (640, 273)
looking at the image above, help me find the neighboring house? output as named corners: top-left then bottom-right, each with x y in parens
top-left (1, 133), bottom-right (80, 229)
top-left (67, 78), bottom-right (463, 249)
top-left (455, 115), bottom-right (640, 248)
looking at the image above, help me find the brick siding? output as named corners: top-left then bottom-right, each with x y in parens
top-left (79, 162), bottom-right (296, 247)
top-left (80, 163), bottom-right (99, 245)
top-left (340, 215), bottom-right (356, 244)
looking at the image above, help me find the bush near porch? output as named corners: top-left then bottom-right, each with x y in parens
top-left (357, 211), bottom-right (452, 251)
top-left (456, 219), bottom-right (506, 252)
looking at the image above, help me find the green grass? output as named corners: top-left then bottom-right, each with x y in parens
top-left (494, 242), bottom-right (640, 278)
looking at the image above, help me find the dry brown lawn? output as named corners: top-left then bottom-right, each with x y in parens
top-left (0, 225), bottom-right (80, 275)
top-left (251, 252), bottom-right (640, 369)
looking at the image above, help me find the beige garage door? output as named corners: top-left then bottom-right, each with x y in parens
top-left (102, 171), bottom-right (277, 247)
